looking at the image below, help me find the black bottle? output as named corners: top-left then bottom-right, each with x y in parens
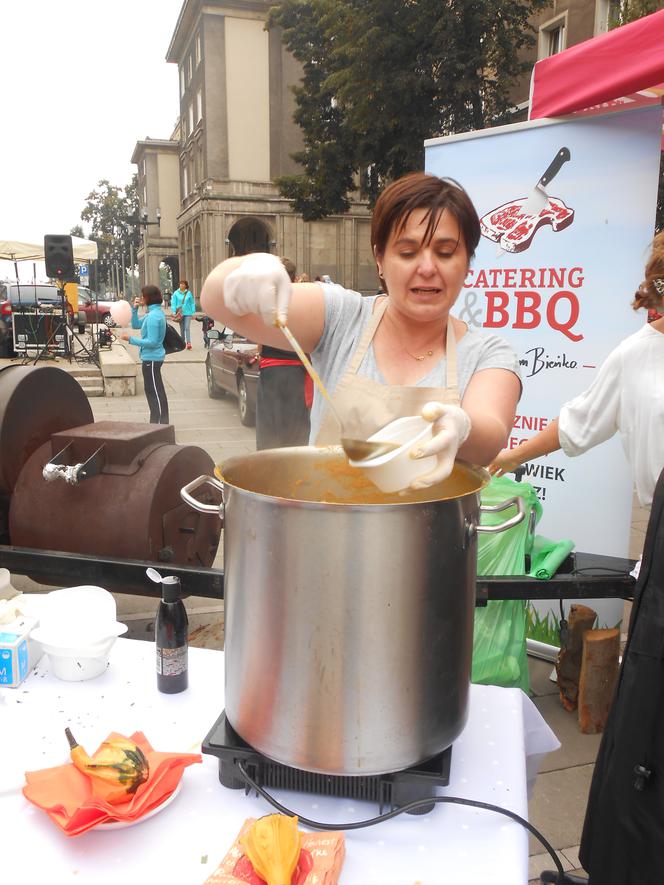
top-left (155, 576), bottom-right (188, 693)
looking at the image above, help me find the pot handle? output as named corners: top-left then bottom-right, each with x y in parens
top-left (180, 474), bottom-right (225, 522)
top-left (476, 495), bottom-right (526, 534)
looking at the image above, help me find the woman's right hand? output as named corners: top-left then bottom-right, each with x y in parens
top-left (224, 253), bottom-right (292, 327)
top-left (487, 449), bottom-right (523, 477)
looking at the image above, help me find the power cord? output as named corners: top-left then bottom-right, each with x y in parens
top-left (236, 760), bottom-right (567, 883)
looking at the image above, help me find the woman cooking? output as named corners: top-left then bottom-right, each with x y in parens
top-left (201, 173), bottom-right (521, 485)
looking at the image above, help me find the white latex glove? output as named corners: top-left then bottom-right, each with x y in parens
top-left (409, 402), bottom-right (472, 489)
top-left (224, 253), bottom-right (292, 327)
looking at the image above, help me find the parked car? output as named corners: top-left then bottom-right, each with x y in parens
top-left (77, 287), bottom-right (118, 325)
top-left (205, 327), bottom-right (259, 427)
top-left (0, 283), bottom-right (79, 356)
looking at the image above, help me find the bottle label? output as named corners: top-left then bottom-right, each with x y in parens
top-left (157, 645), bottom-right (187, 677)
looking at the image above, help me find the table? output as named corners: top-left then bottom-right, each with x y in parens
top-left (0, 639), bottom-right (559, 884)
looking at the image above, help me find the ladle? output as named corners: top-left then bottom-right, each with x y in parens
top-left (276, 320), bottom-right (399, 461)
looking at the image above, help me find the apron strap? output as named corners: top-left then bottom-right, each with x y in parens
top-left (445, 319), bottom-right (458, 390)
top-left (344, 297), bottom-right (388, 376)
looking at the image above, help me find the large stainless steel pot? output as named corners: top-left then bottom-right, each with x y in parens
top-left (182, 447), bottom-right (523, 776)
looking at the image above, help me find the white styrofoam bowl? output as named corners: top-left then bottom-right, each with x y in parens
top-left (31, 631), bottom-right (125, 681)
top-left (348, 415), bottom-right (437, 493)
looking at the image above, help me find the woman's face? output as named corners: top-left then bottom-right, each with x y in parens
top-left (375, 208), bottom-right (469, 323)
top-left (179, 282), bottom-right (186, 291)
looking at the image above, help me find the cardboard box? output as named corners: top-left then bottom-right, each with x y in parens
top-left (0, 613), bottom-right (42, 688)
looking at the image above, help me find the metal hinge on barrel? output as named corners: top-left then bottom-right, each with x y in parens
top-left (42, 442), bottom-right (106, 485)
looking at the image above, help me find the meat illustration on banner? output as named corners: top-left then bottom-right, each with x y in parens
top-left (480, 147), bottom-right (574, 253)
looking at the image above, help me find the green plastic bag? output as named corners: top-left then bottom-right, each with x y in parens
top-left (527, 535), bottom-right (575, 580)
top-left (471, 476), bottom-right (542, 693)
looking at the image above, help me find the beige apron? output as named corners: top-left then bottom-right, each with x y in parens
top-left (316, 298), bottom-right (461, 444)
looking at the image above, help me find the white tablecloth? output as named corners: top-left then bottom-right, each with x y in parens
top-left (0, 638), bottom-right (559, 884)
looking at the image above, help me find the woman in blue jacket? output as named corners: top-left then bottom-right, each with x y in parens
top-left (170, 279), bottom-right (196, 349)
top-left (120, 284), bottom-right (169, 424)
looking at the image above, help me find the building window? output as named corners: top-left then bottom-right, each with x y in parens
top-left (195, 33), bottom-right (201, 66)
top-left (196, 89), bottom-right (203, 122)
top-left (547, 25), bottom-right (564, 56)
top-left (179, 67), bottom-right (185, 97)
top-left (187, 54), bottom-right (192, 82)
top-left (539, 15), bottom-right (567, 59)
top-left (189, 102), bottom-right (194, 135)
top-left (183, 165), bottom-right (188, 197)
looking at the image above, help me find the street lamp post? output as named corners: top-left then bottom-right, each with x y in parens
top-left (131, 209), bottom-right (161, 289)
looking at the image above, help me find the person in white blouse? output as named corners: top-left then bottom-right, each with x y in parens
top-left (489, 230), bottom-right (664, 510)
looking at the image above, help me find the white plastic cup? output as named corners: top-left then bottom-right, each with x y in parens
top-left (348, 415), bottom-right (437, 493)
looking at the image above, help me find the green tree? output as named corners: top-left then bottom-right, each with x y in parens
top-left (268, 0), bottom-right (548, 218)
top-left (69, 224), bottom-right (85, 238)
top-left (608, 0), bottom-right (664, 27)
top-left (80, 177), bottom-right (140, 291)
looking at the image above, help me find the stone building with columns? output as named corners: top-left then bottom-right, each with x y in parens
top-left (131, 136), bottom-right (181, 289)
top-left (133, 0), bottom-right (377, 299)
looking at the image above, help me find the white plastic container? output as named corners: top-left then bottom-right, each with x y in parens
top-left (0, 568), bottom-right (18, 602)
top-left (348, 415), bottom-right (437, 493)
top-left (30, 586), bottom-right (127, 681)
top-left (31, 633), bottom-right (121, 681)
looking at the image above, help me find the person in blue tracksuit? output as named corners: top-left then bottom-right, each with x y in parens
top-left (170, 279), bottom-right (196, 349)
top-left (120, 284), bottom-right (169, 424)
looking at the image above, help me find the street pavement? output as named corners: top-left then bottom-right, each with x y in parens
top-left (5, 317), bottom-right (644, 882)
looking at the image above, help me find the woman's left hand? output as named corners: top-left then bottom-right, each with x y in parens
top-left (409, 402), bottom-right (472, 489)
top-left (120, 332), bottom-right (130, 342)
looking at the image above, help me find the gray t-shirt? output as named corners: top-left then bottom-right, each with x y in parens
top-left (309, 283), bottom-right (521, 442)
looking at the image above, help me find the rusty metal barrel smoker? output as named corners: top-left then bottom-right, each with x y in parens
top-left (0, 365), bottom-right (221, 592)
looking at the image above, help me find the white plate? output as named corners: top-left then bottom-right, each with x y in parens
top-left (97, 781), bottom-right (182, 830)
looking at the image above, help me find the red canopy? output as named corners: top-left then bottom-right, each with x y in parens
top-left (529, 8), bottom-right (664, 121)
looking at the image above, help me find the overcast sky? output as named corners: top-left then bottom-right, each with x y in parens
top-left (1, 0), bottom-right (185, 278)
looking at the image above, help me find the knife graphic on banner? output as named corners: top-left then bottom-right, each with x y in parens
top-left (495, 146), bottom-right (572, 257)
top-left (524, 146), bottom-right (571, 215)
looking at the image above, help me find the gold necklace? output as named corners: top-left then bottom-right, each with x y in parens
top-left (384, 308), bottom-right (440, 362)
top-left (404, 348), bottom-right (434, 362)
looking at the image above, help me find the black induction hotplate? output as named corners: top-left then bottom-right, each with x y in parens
top-left (202, 710), bottom-right (452, 815)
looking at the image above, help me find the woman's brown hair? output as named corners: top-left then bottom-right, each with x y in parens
top-left (371, 172), bottom-right (481, 291)
top-left (632, 230), bottom-right (664, 312)
top-left (141, 284), bottom-right (163, 306)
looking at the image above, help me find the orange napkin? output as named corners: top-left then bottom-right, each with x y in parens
top-left (23, 731), bottom-right (201, 836)
top-left (204, 818), bottom-right (345, 885)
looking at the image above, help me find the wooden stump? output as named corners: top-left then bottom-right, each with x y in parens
top-left (555, 604), bottom-right (597, 711)
top-left (578, 628), bottom-right (620, 734)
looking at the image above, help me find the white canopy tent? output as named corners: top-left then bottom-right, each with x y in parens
top-left (0, 237), bottom-right (98, 262)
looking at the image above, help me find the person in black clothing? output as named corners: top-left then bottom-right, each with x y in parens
top-left (255, 257), bottom-right (311, 450)
top-left (195, 314), bottom-right (215, 348)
